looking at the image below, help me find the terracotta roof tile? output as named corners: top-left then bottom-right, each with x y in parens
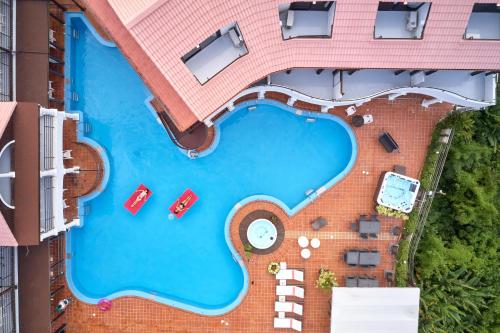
top-left (87, 0), bottom-right (500, 126)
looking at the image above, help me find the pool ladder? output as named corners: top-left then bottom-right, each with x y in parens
top-left (71, 91), bottom-right (79, 102)
top-left (72, 28), bottom-right (80, 39)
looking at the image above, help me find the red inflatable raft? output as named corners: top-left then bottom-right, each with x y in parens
top-left (124, 184), bottom-right (152, 215)
top-left (169, 189), bottom-right (198, 218)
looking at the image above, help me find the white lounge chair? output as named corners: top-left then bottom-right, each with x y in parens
top-left (275, 301), bottom-right (303, 315)
top-left (274, 318), bottom-right (302, 331)
top-left (276, 285), bottom-right (304, 298)
top-left (276, 269), bottom-right (304, 282)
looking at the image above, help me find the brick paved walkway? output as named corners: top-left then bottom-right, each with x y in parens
top-left (66, 95), bottom-right (451, 333)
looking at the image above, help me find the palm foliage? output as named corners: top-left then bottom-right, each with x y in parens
top-left (415, 95), bottom-right (499, 332)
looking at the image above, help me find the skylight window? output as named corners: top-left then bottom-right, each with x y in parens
top-left (278, 1), bottom-right (336, 40)
top-left (374, 2), bottom-right (431, 39)
top-left (465, 3), bottom-right (500, 40)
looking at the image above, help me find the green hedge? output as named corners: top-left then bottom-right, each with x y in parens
top-left (395, 239), bottom-right (410, 287)
top-left (394, 113), bottom-right (455, 286)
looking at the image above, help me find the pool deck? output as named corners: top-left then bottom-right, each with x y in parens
top-left (64, 95), bottom-right (452, 332)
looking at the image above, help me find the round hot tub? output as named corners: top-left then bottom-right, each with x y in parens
top-left (246, 218), bottom-right (277, 250)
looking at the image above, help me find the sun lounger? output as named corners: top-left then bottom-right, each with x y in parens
top-left (276, 285), bottom-right (304, 298)
top-left (379, 132), bottom-right (400, 153)
top-left (275, 301), bottom-right (303, 315)
top-left (274, 318), bottom-right (302, 331)
top-left (276, 269), bottom-right (304, 282)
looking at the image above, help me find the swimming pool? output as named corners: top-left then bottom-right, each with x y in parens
top-left (65, 14), bottom-right (357, 315)
top-left (377, 172), bottom-right (420, 213)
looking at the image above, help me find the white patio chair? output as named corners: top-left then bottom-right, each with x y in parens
top-left (63, 150), bottom-right (73, 160)
top-left (363, 115), bottom-right (374, 124)
top-left (276, 269), bottom-right (304, 282)
top-left (276, 285), bottom-right (304, 298)
top-left (345, 105), bottom-right (357, 116)
top-left (275, 301), bottom-right (303, 315)
top-left (49, 29), bottom-right (57, 44)
top-left (274, 317), bottom-right (302, 331)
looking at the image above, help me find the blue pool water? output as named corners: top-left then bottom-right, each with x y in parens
top-left (65, 14), bottom-right (357, 314)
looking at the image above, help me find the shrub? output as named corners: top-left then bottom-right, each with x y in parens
top-left (316, 268), bottom-right (338, 291)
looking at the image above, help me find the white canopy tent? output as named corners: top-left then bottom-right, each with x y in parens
top-left (330, 288), bottom-right (420, 333)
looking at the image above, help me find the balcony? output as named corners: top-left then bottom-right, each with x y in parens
top-left (374, 2), bottom-right (431, 39)
top-left (279, 1), bottom-right (336, 39)
top-left (182, 23), bottom-right (248, 84)
top-left (465, 3), bottom-right (500, 40)
top-left (266, 68), bottom-right (496, 109)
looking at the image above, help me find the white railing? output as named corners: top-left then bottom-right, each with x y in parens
top-left (39, 107), bottom-right (81, 241)
top-left (205, 72), bottom-right (497, 126)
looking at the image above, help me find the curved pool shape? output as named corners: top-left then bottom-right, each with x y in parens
top-left (247, 219), bottom-right (277, 250)
top-left (65, 14), bottom-right (357, 315)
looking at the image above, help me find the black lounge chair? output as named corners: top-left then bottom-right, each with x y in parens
top-left (311, 217), bottom-right (327, 231)
top-left (379, 132), bottom-right (400, 153)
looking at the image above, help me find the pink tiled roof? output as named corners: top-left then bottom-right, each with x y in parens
top-left (0, 102), bottom-right (17, 247)
top-left (91, 0), bottom-right (500, 128)
top-left (0, 102), bottom-right (16, 136)
top-left (0, 212), bottom-right (17, 246)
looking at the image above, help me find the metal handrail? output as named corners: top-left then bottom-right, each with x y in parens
top-left (407, 128), bottom-right (454, 285)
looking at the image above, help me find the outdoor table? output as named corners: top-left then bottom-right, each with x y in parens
top-left (359, 220), bottom-right (381, 235)
top-left (359, 251), bottom-right (380, 266)
top-left (345, 251), bottom-right (360, 265)
top-left (352, 115), bottom-right (364, 127)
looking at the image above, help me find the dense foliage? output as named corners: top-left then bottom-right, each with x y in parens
top-left (415, 103), bottom-right (499, 332)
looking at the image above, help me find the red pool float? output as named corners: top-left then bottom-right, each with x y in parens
top-left (124, 184), bottom-right (152, 215)
top-left (169, 189), bottom-right (198, 218)
top-left (97, 299), bottom-right (112, 312)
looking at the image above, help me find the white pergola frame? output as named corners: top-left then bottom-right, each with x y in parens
top-left (39, 107), bottom-right (80, 241)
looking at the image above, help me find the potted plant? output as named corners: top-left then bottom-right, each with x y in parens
top-left (316, 268), bottom-right (338, 291)
top-left (243, 243), bottom-right (253, 260)
top-left (268, 261), bottom-right (281, 275)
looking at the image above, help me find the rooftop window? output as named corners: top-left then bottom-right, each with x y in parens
top-left (374, 2), bottom-right (431, 39)
top-left (465, 3), bottom-right (500, 40)
top-left (278, 1), bottom-right (336, 40)
top-left (181, 23), bottom-right (248, 84)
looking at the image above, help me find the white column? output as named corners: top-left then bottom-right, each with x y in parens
top-left (421, 98), bottom-right (442, 108)
top-left (388, 92), bottom-right (406, 101)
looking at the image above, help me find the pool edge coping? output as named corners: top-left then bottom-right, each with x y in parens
top-left (63, 13), bottom-right (358, 317)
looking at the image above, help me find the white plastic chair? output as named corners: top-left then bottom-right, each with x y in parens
top-left (345, 105), bottom-right (357, 116)
top-left (275, 269), bottom-right (304, 282)
top-left (275, 301), bottom-right (303, 315)
top-left (63, 150), bottom-right (73, 160)
top-left (274, 318), bottom-right (302, 331)
top-left (363, 115), bottom-right (374, 124)
top-left (276, 285), bottom-right (304, 298)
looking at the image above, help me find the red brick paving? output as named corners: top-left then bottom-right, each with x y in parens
top-left (66, 95), bottom-right (451, 333)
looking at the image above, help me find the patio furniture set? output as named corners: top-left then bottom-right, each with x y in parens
top-left (274, 262), bottom-right (304, 332)
top-left (344, 249), bottom-right (381, 267)
top-left (345, 106), bottom-right (374, 127)
top-left (345, 276), bottom-right (379, 288)
top-left (351, 214), bottom-right (381, 239)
